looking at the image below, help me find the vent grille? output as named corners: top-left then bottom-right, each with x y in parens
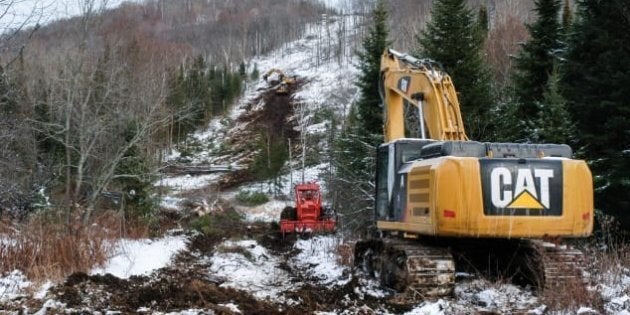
top-left (409, 167), bottom-right (431, 216)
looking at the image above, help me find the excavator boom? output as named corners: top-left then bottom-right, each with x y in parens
top-left (380, 49), bottom-right (468, 142)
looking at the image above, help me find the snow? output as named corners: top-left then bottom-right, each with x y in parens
top-left (160, 195), bottom-right (184, 211)
top-left (218, 303), bottom-right (241, 313)
top-left (208, 239), bottom-right (296, 303)
top-left (453, 280), bottom-right (539, 312)
top-left (238, 199), bottom-right (292, 223)
top-left (318, 0), bottom-right (356, 13)
top-left (0, 270), bottom-right (31, 302)
top-left (577, 306), bottom-right (599, 314)
top-left (34, 299), bottom-right (66, 315)
top-left (405, 299), bottom-right (447, 315)
top-left (594, 267), bottom-right (630, 314)
top-left (91, 235), bottom-right (187, 279)
top-left (354, 277), bottom-right (387, 299)
top-left (0, 234), bottom-right (15, 247)
top-left (34, 281), bottom-right (53, 300)
top-left (475, 289), bottom-right (498, 308)
top-left (208, 236), bottom-right (353, 304)
top-left (155, 174), bottom-right (221, 191)
top-left (291, 236), bottom-right (351, 286)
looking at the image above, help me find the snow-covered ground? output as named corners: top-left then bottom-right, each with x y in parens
top-left (0, 270), bottom-right (31, 303)
top-left (91, 235), bottom-right (188, 279)
top-left (156, 174), bottom-right (221, 192)
top-left (0, 234), bottom-right (186, 306)
top-left (597, 268), bottom-right (630, 314)
top-left (207, 235), bottom-right (353, 305)
top-left (208, 239), bottom-right (298, 303)
top-left (291, 236), bottom-right (350, 287)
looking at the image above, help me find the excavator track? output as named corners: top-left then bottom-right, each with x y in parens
top-left (355, 238), bottom-right (455, 303)
top-left (536, 241), bottom-right (590, 292)
top-left (355, 238), bottom-right (589, 305)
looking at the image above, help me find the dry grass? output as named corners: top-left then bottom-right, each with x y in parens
top-left (336, 242), bottom-right (354, 267)
top-left (0, 211), bottom-right (150, 283)
top-left (542, 276), bottom-right (599, 312)
top-left (542, 216), bottom-right (630, 312)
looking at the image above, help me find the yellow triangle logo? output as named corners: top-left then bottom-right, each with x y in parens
top-left (507, 190), bottom-right (545, 209)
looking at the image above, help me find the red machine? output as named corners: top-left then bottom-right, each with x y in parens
top-left (279, 183), bottom-right (336, 235)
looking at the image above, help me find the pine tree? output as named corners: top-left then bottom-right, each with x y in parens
top-left (251, 64), bottom-right (260, 81)
top-left (563, 0), bottom-right (630, 228)
top-left (238, 61), bottom-right (247, 78)
top-left (331, 104), bottom-right (379, 234)
top-left (416, 0), bottom-right (493, 141)
top-left (533, 67), bottom-right (574, 144)
top-left (355, 0), bottom-right (390, 141)
top-left (513, 0), bottom-right (563, 118)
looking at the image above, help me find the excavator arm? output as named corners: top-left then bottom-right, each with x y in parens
top-left (380, 49), bottom-right (468, 142)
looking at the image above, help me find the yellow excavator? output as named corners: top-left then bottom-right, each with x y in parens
top-left (355, 49), bottom-right (593, 303)
top-left (262, 68), bottom-right (295, 94)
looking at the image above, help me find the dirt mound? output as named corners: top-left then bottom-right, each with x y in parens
top-left (51, 267), bottom-right (281, 314)
top-left (219, 78), bottom-right (305, 189)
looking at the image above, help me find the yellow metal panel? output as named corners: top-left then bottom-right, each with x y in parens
top-left (377, 157), bottom-right (594, 239)
top-left (564, 160), bottom-right (594, 236)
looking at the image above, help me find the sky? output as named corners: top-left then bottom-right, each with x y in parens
top-left (1, 0), bottom-right (138, 31)
top-left (1, 0), bottom-right (353, 33)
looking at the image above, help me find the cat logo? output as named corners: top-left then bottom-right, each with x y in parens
top-left (480, 160), bottom-right (563, 216)
top-left (490, 168), bottom-right (553, 209)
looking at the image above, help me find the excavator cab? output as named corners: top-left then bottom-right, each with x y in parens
top-left (375, 139), bottom-right (434, 222)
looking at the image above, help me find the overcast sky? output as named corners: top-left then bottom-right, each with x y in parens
top-left (1, 0), bottom-right (137, 31)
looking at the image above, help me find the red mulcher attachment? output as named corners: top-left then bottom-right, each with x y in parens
top-left (279, 183), bottom-right (336, 235)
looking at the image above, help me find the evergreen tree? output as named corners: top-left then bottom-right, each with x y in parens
top-left (331, 104), bottom-right (379, 234)
top-left (250, 132), bottom-right (288, 183)
top-left (533, 68), bottom-right (574, 144)
top-left (251, 64), bottom-right (260, 81)
top-left (513, 0), bottom-right (563, 118)
top-left (166, 56), bottom-right (244, 141)
top-left (115, 122), bottom-right (155, 219)
top-left (563, 0), bottom-right (630, 228)
top-left (238, 61), bottom-right (247, 78)
top-left (355, 0), bottom-right (390, 140)
top-left (417, 0), bottom-right (493, 140)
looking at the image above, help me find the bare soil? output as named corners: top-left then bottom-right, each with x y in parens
top-left (219, 79), bottom-right (304, 190)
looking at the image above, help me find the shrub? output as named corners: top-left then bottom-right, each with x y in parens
top-left (0, 211), bottom-right (142, 283)
top-left (189, 208), bottom-right (244, 238)
top-left (234, 190), bottom-right (269, 206)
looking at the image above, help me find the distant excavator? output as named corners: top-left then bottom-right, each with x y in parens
top-left (354, 49), bottom-right (593, 303)
top-left (262, 68), bottom-right (295, 94)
